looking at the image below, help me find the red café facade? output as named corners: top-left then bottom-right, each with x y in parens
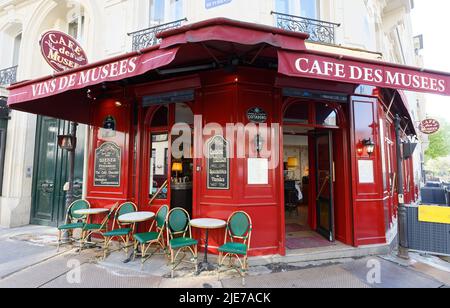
top-left (8, 19), bottom-right (450, 256)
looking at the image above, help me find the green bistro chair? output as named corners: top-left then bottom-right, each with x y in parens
top-left (218, 211), bottom-right (253, 286)
top-left (79, 203), bottom-right (120, 253)
top-left (102, 202), bottom-right (138, 260)
top-left (166, 208), bottom-right (198, 278)
top-left (133, 205), bottom-right (169, 269)
top-left (57, 199), bottom-right (91, 251)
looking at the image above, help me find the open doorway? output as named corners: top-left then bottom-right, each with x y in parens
top-left (283, 100), bottom-right (343, 251)
top-left (144, 102), bottom-right (194, 217)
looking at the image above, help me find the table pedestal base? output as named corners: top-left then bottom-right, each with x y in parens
top-left (196, 261), bottom-right (218, 275)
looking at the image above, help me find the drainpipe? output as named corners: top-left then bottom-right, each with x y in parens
top-left (394, 115), bottom-right (409, 260)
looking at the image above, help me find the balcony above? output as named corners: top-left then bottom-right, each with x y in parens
top-left (272, 11), bottom-right (340, 45)
top-left (128, 18), bottom-right (187, 51)
top-left (0, 65), bottom-right (17, 87)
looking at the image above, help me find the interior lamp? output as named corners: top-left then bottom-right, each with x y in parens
top-left (287, 157), bottom-right (299, 169)
top-left (172, 162), bottom-right (183, 181)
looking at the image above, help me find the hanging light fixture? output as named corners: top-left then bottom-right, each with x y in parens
top-left (58, 134), bottom-right (77, 151)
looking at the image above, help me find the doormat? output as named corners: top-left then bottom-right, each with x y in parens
top-left (285, 224), bottom-right (310, 233)
top-left (286, 236), bottom-right (336, 250)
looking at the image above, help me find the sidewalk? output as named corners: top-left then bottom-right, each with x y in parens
top-left (0, 225), bottom-right (448, 288)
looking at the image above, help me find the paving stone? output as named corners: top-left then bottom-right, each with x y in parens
top-left (0, 239), bottom-right (63, 279)
top-left (41, 263), bottom-right (161, 288)
top-left (341, 257), bottom-right (444, 288)
top-left (221, 265), bottom-right (370, 288)
top-left (0, 252), bottom-right (93, 288)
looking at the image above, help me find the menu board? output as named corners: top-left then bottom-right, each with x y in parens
top-left (94, 142), bottom-right (121, 187)
top-left (207, 136), bottom-right (230, 190)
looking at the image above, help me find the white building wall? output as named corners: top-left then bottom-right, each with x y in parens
top-left (0, 0), bottom-right (425, 226)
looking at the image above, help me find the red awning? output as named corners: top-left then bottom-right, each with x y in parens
top-left (278, 49), bottom-right (450, 96)
top-left (7, 46), bottom-right (179, 123)
top-left (7, 18), bottom-right (450, 126)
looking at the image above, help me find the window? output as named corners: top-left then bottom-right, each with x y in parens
top-left (68, 15), bottom-right (85, 42)
top-left (300, 0), bottom-right (319, 19)
top-left (171, 0), bottom-right (183, 20)
top-left (284, 102), bottom-right (339, 128)
top-left (316, 104), bottom-right (337, 127)
top-left (284, 103), bottom-right (310, 124)
top-left (149, 106), bottom-right (169, 200)
top-left (275, 0), bottom-right (319, 19)
top-left (149, 0), bottom-right (166, 25)
top-left (276, 0), bottom-right (290, 14)
top-left (12, 33), bottom-right (22, 66)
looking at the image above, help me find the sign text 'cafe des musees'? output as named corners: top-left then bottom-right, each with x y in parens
top-left (279, 51), bottom-right (450, 95)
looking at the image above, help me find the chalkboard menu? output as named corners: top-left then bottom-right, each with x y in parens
top-left (94, 142), bottom-right (121, 187)
top-left (207, 136), bottom-right (230, 190)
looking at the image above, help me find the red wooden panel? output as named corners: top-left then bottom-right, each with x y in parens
top-left (350, 96), bottom-right (386, 246)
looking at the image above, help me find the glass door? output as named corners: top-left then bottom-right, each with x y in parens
top-left (315, 131), bottom-right (334, 241)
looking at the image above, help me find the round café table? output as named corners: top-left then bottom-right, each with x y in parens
top-left (190, 218), bottom-right (227, 273)
top-left (73, 208), bottom-right (110, 249)
top-left (118, 211), bottom-right (155, 263)
top-left (74, 208), bottom-right (110, 217)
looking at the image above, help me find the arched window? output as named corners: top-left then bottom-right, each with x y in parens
top-left (316, 103), bottom-right (337, 127)
top-left (284, 102), bottom-right (310, 124)
top-left (284, 101), bottom-right (339, 128)
top-left (151, 105), bottom-right (169, 127)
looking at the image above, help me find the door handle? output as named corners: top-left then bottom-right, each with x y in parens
top-left (41, 181), bottom-right (54, 194)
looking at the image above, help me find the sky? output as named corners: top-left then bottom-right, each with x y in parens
top-left (411, 0), bottom-right (450, 122)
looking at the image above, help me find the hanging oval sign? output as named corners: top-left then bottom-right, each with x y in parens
top-left (419, 119), bottom-right (440, 135)
top-left (247, 107), bottom-right (268, 123)
top-left (40, 30), bottom-right (88, 72)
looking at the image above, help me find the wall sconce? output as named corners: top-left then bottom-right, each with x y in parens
top-left (58, 135), bottom-right (77, 151)
top-left (362, 138), bottom-right (376, 156)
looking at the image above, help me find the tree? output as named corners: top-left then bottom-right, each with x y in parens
top-left (425, 157), bottom-right (450, 182)
top-left (425, 119), bottom-right (450, 161)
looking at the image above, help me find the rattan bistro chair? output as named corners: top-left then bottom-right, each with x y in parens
top-left (79, 203), bottom-right (120, 253)
top-left (166, 208), bottom-right (198, 278)
top-left (57, 199), bottom-right (90, 251)
top-left (133, 205), bottom-right (169, 269)
top-left (218, 211), bottom-right (253, 286)
top-left (102, 202), bottom-right (138, 259)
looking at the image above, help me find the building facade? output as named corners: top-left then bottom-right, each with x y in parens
top-left (0, 0), bottom-right (426, 254)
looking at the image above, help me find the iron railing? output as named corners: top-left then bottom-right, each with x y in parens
top-left (128, 18), bottom-right (187, 51)
top-left (0, 65), bottom-right (18, 86)
top-left (272, 11), bottom-right (340, 45)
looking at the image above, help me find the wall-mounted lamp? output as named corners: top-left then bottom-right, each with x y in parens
top-left (362, 138), bottom-right (376, 156)
top-left (58, 134), bottom-right (77, 152)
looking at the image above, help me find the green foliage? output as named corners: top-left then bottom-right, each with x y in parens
top-left (425, 157), bottom-right (450, 182)
top-left (425, 119), bottom-right (450, 161)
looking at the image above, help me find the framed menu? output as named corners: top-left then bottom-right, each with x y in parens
top-left (94, 142), bottom-right (121, 187)
top-left (207, 135), bottom-right (230, 190)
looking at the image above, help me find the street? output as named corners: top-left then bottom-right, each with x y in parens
top-left (0, 226), bottom-right (448, 288)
